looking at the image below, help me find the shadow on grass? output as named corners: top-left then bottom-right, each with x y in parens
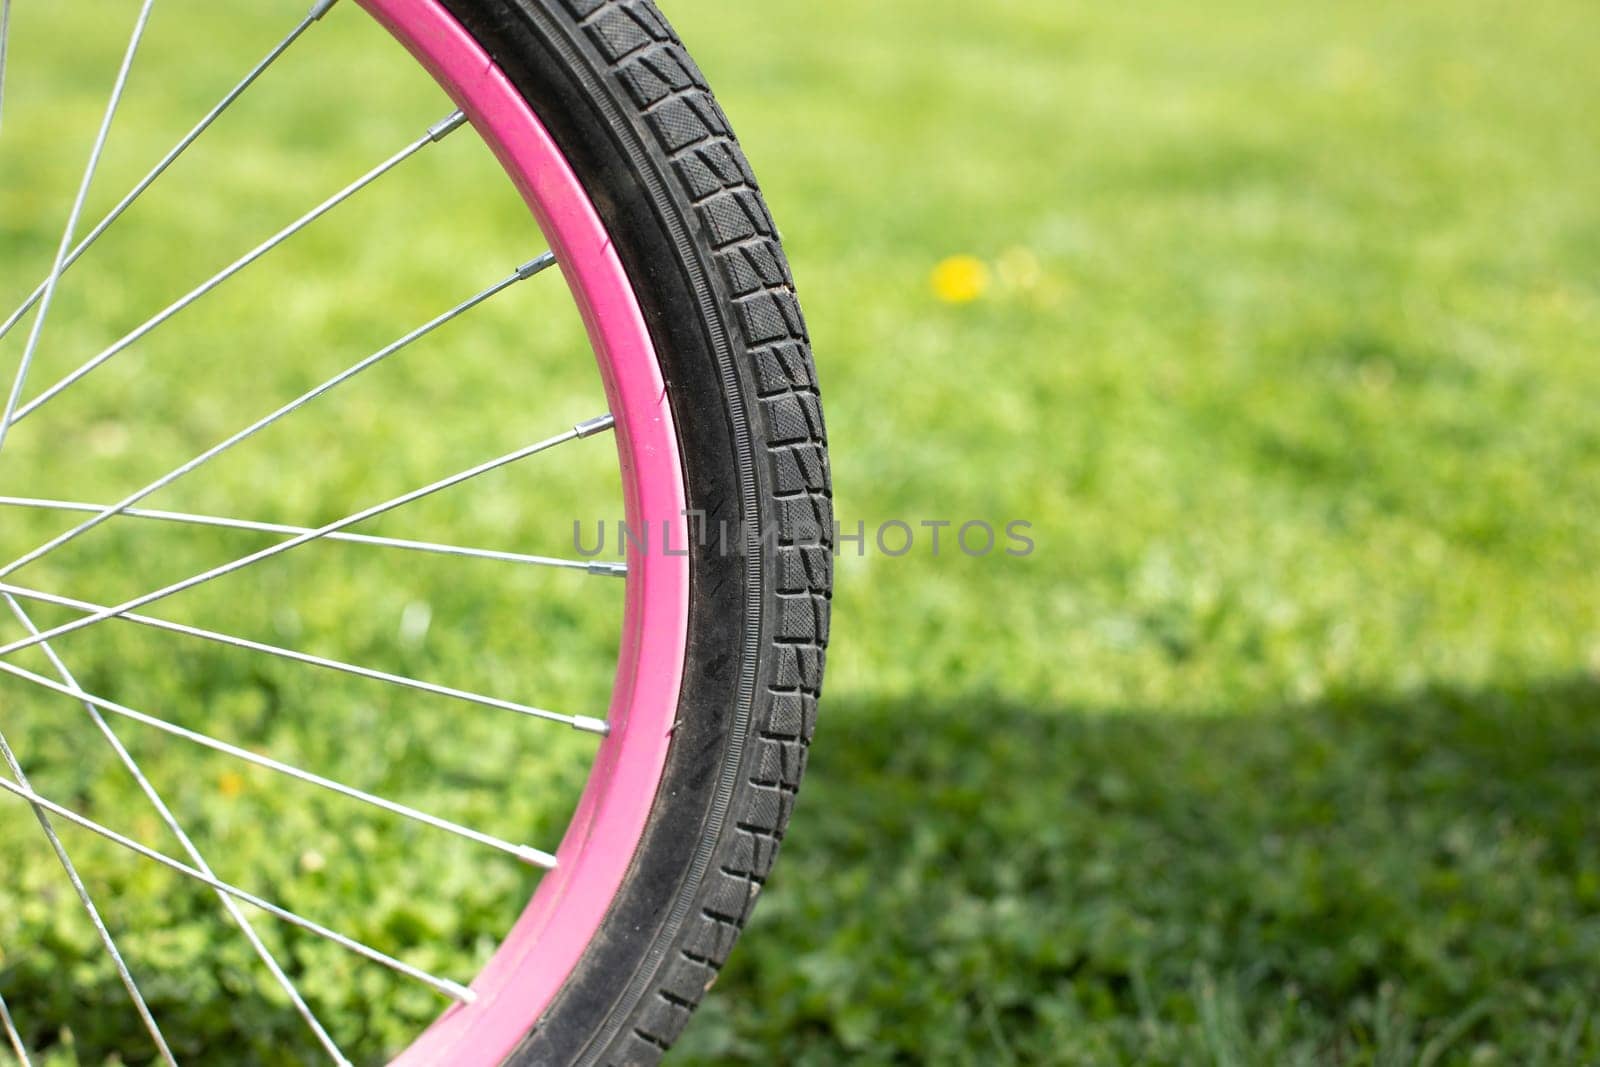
top-left (682, 677), bottom-right (1600, 1066)
top-left (3, 678), bottom-right (1596, 1065)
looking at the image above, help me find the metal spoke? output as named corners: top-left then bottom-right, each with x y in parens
top-left (0, 495), bottom-right (626, 576)
top-left (0, 732), bottom-right (175, 1065)
top-left (0, 410), bottom-right (611, 658)
top-left (0, 984), bottom-right (30, 1067)
top-left (2, 595), bottom-right (351, 1066)
top-left (0, 0), bottom-right (12, 137)
top-left (0, 775), bottom-right (476, 1003)
top-left (0, 581), bottom-right (609, 733)
top-left (0, 657), bottom-right (560, 867)
top-left (6, 109), bottom-right (470, 426)
top-left (0, 0), bottom-right (157, 460)
top-left (0, 0), bottom-right (342, 347)
top-left (0, 252), bottom-right (554, 583)
top-left (0, 9), bottom-right (179, 1055)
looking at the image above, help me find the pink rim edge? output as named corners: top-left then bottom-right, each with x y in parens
top-left (356, 2), bottom-right (691, 1063)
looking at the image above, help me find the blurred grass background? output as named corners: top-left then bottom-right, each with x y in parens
top-left (2, 0), bottom-right (1599, 1063)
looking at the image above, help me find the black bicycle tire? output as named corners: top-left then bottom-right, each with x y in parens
top-left (435, 1), bottom-right (832, 1062)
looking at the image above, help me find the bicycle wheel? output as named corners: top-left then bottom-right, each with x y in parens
top-left (0, 0), bottom-right (830, 1063)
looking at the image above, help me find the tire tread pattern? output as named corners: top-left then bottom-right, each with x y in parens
top-left (552, 0), bottom-right (830, 1061)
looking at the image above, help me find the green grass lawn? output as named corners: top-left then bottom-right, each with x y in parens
top-left (3, 0), bottom-right (1600, 1063)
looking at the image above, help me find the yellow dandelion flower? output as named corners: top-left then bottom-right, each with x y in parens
top-left (218, 770), bottom-right (246, 799)
top-left (930, 255), bottom-right (989, 304)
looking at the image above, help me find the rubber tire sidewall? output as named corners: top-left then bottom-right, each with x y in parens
top-left (439, 2), bottom-right (793, 1064)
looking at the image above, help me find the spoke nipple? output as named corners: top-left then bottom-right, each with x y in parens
top-left (427, 109), bottom-right (469, 143)
top-left (308, 0), bottom-right (340, 20)
top-left (587, 561), bottom-right (628, 579)
top-left (440, 981), bottom-right (478, 1005)
top-left (573, 413), bottom-right (616, 439)
top-left (518, 845), bottom-right (560, 869)
top-left (515, 251), bottom-right (558, 280)
top-left (572, 715), bottom-right (612, 736)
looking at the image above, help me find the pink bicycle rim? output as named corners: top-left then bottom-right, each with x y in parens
top-left (356, 2), bottom-right (691, 1063)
